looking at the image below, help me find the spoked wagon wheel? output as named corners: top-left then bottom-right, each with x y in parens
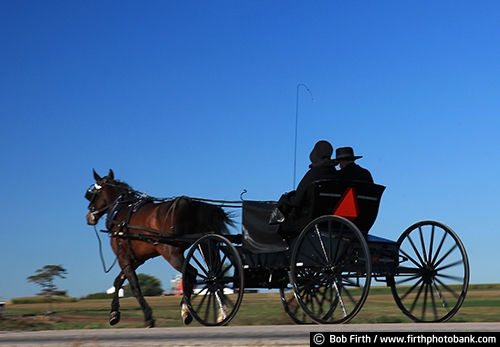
top-left (182, 234), bottom-right (244, 326)
top-left (279, 286), bottom-right (315, 324)
top-left (389, 220), bottom-right (469, 322)
top-left (290, 215), bottom-right (371, 324)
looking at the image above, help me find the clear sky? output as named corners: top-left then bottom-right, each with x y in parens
top-left (1, 1), bottom-right (500, 302)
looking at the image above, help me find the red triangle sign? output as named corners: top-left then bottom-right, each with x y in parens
top-left (333, 187), bottom-right (359, 221)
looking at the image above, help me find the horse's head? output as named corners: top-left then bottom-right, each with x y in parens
top-left (85, 169), bottom-right (124, 225)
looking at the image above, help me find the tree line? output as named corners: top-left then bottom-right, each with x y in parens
top-left (27, 264), bottom-right (164, 303)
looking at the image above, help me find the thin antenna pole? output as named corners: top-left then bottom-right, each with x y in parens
top-left (293, 84), bottom-right (315, 189)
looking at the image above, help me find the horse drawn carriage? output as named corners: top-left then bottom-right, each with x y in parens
top-left (85, 169), bottom-right (469, 327)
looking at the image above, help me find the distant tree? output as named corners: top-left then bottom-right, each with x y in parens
top-left (124, 273), bottom-right (163, 297)
top-left (27, 264), bottom-right (67, 312)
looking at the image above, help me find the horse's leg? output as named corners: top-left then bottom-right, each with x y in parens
top-left (177, 244), bottom-right (226, 324)
top-left (180, 261), bottom-right (198, 325)
top-left (109, 271), bottom-right (126, 325)
top-left (122, 264), bottom-right (155, 328)
top-left (159, 245), bottom-right (196, 325)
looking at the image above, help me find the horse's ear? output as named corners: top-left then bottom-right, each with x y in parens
top-left (93, 169), bottom-right (101, 182)
top-left (108, 169), bottom-right (114, 180)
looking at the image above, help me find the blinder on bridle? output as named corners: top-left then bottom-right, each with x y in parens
top-left (85, 183), bottom-right (102, 210)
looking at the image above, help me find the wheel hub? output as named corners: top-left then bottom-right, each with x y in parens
top-left (323, 263), bottom-right (336, 276)
top-left (205, 276), bottom-right (220, 292)
top-left (421, 264), bottom-right (437, 284)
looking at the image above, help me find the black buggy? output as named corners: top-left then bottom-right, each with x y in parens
top-left (181, 179), bottom-right (470, 326)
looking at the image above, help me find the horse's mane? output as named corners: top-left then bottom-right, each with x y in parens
top-left (110, 179), bottom-right (134, 192)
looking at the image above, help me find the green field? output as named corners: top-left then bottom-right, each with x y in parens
top-left (2, 283), bottom-right (500, 331)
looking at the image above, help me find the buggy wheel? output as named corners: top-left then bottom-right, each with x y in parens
top-left (290, 215), bottom-right (371, 324)
top-left (279, 286), bottom-right (316, 324)
top-left (390, 220), bottom-right (469, 322)
top-left (182, 234), bottom-right (244, 326)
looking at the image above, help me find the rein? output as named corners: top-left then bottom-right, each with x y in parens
top-left (93, 224), bottom-right (119, 273)
top-left (88, 181), bottom-right (148, 273)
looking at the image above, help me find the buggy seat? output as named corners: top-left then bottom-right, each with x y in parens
top-left (241, 179), bottom-right (386, 254)
top-left (294, 179), bottom-right (386, 234)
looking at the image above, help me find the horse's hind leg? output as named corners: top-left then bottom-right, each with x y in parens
top-left (109, 271), bottom-right (126, 326)
top-left (161, 247), bottom-right (196, 325)
top-left (122, 265), bottom-right (155, 328)
top-left (181, 262), bottom-right (197, 325)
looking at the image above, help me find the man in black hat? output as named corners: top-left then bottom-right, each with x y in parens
top-left (335, 147), bottom-right (374, 183)
top-left (276, 140), bottom-right (338, 219)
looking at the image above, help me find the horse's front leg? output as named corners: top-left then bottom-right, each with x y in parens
top-left (122, 265), bottom-right (155, 328)
top-left (110, 271), bottom-right (126, 326)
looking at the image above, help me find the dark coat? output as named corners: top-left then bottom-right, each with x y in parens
top-left (337, 162), bottom-right (373, 183)
top-left (278, 161), bottom-right (338, 213)
top-left (277, 140), bottom-right (337, 218)
top-left (294, 164), bottom-right (338, 205)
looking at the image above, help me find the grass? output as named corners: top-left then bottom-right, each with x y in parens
top-left (2, 284), bottom-right (500, 331)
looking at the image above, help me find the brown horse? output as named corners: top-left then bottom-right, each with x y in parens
top-left (85, 169), bottom-right (234, 327)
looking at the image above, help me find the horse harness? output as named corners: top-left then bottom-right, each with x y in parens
top-left (87, 180), bottom-right (184, 265)
top-left (105, 194), bottom-right (182, 259)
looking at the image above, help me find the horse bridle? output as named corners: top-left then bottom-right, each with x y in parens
top-left (85, 179), bottom-right (117, 220)
top-left (85, 179), bottom-right (142, 220)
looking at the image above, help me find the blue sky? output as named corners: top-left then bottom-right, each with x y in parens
top-left (1, 1), bottom-right (500, 302)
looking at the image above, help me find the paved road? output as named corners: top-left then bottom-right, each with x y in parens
top-left (1, 323), bottom-right (499, 346)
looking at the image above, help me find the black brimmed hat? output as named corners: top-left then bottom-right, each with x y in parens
top-left (335, 147), bottom-right (363, 161)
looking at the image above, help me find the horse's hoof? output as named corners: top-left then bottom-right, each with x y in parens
top-left (218, 304), bottom-right (228, 323)
top-left (145, 318), bottom-right (155, 328)
top-left (181, 303), bottom-right (193, 325)
top-left (109, 311), bottom-right (121, 326)
top-left (183, 313), bottom-right (193, 325)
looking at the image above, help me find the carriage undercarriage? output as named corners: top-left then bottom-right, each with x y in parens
top-left (181, 217), bottom-right (469, 326)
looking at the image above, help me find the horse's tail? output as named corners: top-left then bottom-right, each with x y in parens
top-left (173, 197), bottom-right (235, 236)
top-left (195, 200), bottom-right (235, 235)
top-left (217, 205), bottom-right (236, 235)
